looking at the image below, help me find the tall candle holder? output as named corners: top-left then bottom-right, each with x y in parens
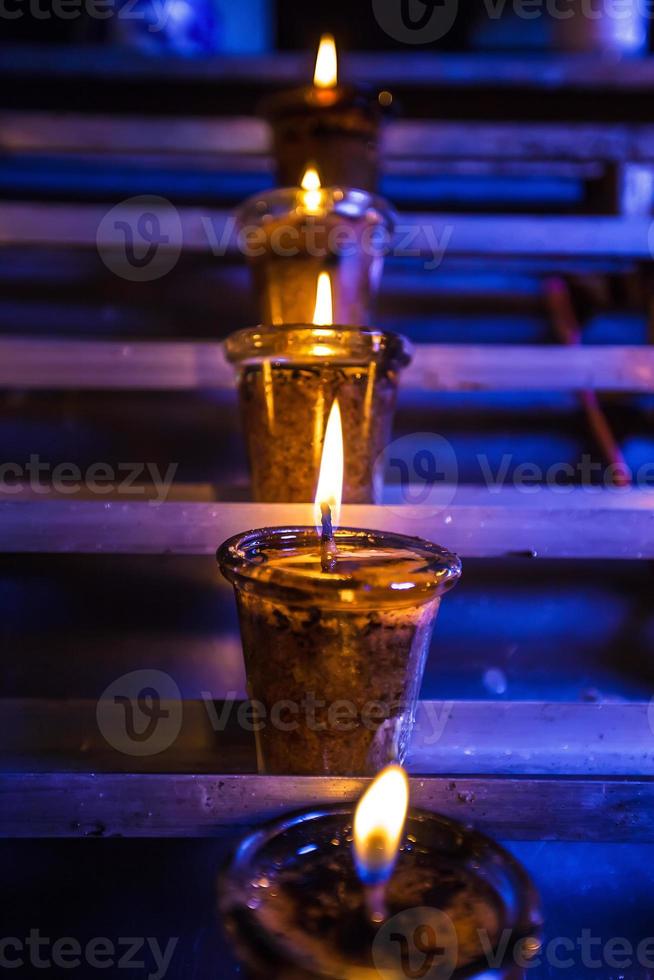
top-left (218, 526), bottom-right (461, 776)
top-left (224, 324), bottom-right (411, 504)
top-left (238, 183), bottom-right (395, 327)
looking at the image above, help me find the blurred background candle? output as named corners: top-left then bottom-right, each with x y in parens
top-left (261, 34), bottom-right (391, 191)
top-left (217, 408), bottom-right (461, 776)
top-left (238, 166), bottom-right (395, 327)
top-left (224, 274), bottom-right (412, 504)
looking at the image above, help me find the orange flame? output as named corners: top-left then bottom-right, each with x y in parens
top-left (354, 765), bottom-right (409, 883)
top-left (314, 399), bottom-right (343, 533)
top-left (314, 33), bottom-right (338, 89)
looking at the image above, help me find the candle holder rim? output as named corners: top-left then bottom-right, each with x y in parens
top-left (217, 525), bottom-right (461, 604)
top-left (259, 82), bottom-right (389, 120)
top-left (236, 184), bottom-right (397, 227)
top-left (219, 803), bottom-right (543, 980)
top-left (224, 324), bottom-right (413, 369)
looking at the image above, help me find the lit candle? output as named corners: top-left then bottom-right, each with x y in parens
top-left (261, 33), bottom-right (390, 190)
top-left (225, 285), bottom-right (409, 503)
top-left (237, 170), bottom-right (395, 327)
top-left (220, 784), bottom-right (543, 979)
top-left (354, 764), bottom-right (409, 924)
top-left (218, 413), bottom-right (461, 775)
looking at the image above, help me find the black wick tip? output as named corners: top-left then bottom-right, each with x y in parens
top-left (320, 502), bottom-right (337, 572)
top-left (320, 502), bottom-right (334, 542)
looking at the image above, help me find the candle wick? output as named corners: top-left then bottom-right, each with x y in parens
top-left (364, 883), bottom-right (389, 926)
top-left (320, 502), bottom-right (337, 573)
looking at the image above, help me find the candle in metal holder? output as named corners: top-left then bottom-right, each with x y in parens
top-left (219, 803), bottom-right (542, 979)
top-left (217, 524), bottom-right (461, 776)
top-left (224, 323), bottom-right (411, 505)
top-left (261, 34), bottom-right (391, 191)
top-left (237, 172), bottom-right (395, 327)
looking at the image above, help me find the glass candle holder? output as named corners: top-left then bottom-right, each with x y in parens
top-left (219, 805), bottom-right (543, 979)
top-left (237, 187), bottom-right (395, 326)
top-left (224, 325), bottom-right (412, 505)
top-left (260, 85), bottom-right (388, 191)
top-left (217, 527), bottom-right (461, 776)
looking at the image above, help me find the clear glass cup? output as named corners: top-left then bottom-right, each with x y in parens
top-left (237, 187), bottom-right (395, 326)
top-left (218, 526), bottom-right (461, 776)
top-left (224, 324), bottom-right (412, 505)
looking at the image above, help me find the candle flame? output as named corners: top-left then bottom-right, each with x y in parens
top-left (314, 399), bottom-right (343, 533)
top-left (354, 765), bottom-right (409, 885)
top-left (312, 271), bottom-right (333, 326)
top-left (314, 33), bottom-right (338, 89)
top-left (301, 165), bottom-right (321, 193)
top-left (301, 164), bottom-right (322, 215)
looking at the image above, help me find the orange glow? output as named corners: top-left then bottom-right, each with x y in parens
top-left (354, 765), bottom-right (409, 882)
top-left (301, 164), bottom-right (322, 215)
top-left (314, 33), bottom-right (338, 89)
top-left (312, 271), bottom-right (333, 327)
top-left (314, 399), bottom-right (343, 533)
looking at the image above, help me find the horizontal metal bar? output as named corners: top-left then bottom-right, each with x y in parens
top-left (2, 112), bottom-right (653, 164)
top-left (4, 700), bottom-right (652, 778)
top-left (0, 500), bottom-right (652, 559)
top-left (0, 202), bottom-right (651, 257)
top-left (3, 46), bottom-right (654, 90)
top-left (1, 773), bottom-right (652, 840)
top-left (1, 338), bottom-right (652, 393)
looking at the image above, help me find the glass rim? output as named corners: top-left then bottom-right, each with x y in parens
top-left (237, 186), bottom-right (397, 228)
top-left (224, 324), bottom-right (413, 369)
top-left (217, 526), bottom-right (461, 606)
top-left (219, 803), bottom-right (543, 980)
top-left (260, 82), bottom-right (385, 121)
